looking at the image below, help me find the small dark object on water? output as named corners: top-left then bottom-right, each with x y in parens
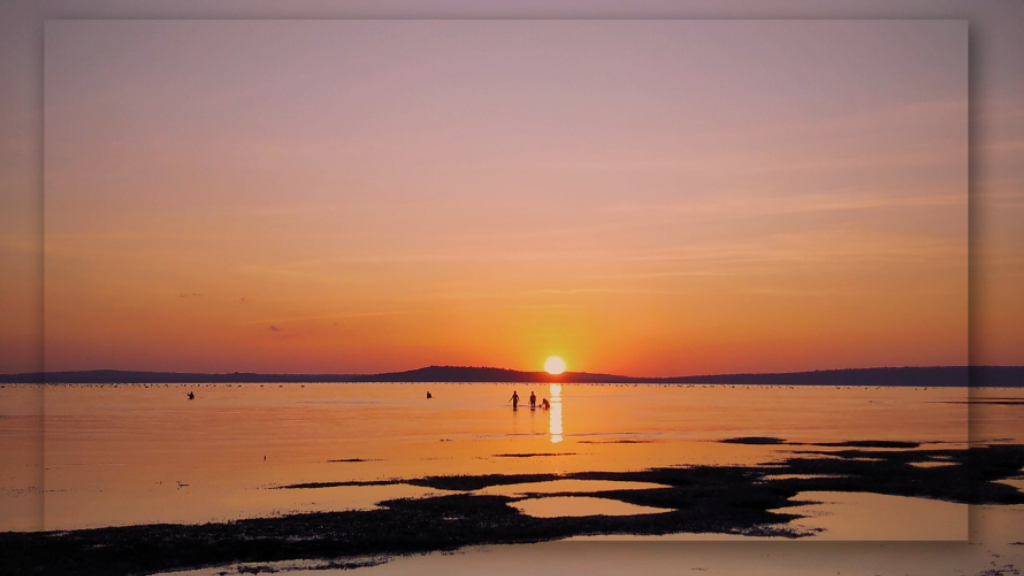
top-left (187, 391), bottom-right (194, 400)
top-left (426, 391), bottom-right (432, 399)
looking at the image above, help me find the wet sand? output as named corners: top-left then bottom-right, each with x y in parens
top-left (3, 441), bottom-right (1021, 576)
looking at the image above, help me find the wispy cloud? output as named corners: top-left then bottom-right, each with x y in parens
top-left (243, 310), bottom-right (418, 327)
top-left (600, 188), bottom-right (965, 220)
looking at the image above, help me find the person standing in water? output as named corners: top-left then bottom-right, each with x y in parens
top-left (510, 390), bottom-right (519, 410)
top-left (529, 391), bottom-right (537, 409)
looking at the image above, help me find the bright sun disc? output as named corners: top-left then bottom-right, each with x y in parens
top-left (544, 356), bottom-right (567, 375)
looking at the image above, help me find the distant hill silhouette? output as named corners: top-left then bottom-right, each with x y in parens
top-left (349, 366), bottom-right (632, 383)
top-left (1, 365), bottom-right (1021, 386)
top-left (0, 370), bottom-right (360, 384)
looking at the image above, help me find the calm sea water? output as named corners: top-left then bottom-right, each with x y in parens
top-left (7, 382), bottom-right (1024, 540)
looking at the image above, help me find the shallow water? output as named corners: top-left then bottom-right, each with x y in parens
top-left (2, 382), bottom-right (1013, 536)
top-left (512, 496), bottom-right (674, 518)
top-left (473, 479), bottom-right (673, 498)
top-left (778, 491), bottom-right (967, 540)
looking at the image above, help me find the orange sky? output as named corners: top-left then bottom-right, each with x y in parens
top-left (39, 20), bottom-right (967, 376)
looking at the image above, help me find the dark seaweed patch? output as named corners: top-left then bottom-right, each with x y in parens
top-left (812, 440), bottom-right (920, 449)
top-left (720, 437), bottom-right (786, 445)
top-left (719, 437), bottom-right (920, 449)
top-left (939, 400), bottom-right (1024, 405)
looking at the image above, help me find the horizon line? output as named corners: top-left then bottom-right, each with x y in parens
top-left (2, 364), bottom-right (1019, 379)
top-left (3, 365), bottom-right (1019, 386)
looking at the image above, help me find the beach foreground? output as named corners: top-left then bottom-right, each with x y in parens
top-left (3, 442), bottom-right (1022, 575)
top-left (2, 383), bottom-right (1020, 575)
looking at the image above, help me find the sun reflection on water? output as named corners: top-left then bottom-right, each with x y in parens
top-left (549, 384), bottom-right (562, 443)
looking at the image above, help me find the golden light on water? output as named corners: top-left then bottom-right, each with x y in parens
top-left (549, 383), bottom-right (563, 444)
top-left (544, 356), bottom-right (567, 375)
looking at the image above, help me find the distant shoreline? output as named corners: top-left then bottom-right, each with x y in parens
top-left (1, 365), bottom-right (1021, 386)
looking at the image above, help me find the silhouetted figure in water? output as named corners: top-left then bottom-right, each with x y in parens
top-left (426, 391), bottom-right (432, 399)
top-left (510, 390), bottom-right (519, 410)
top-left (187, 391), bottom-right (194, 400)
top-left (529, 391), bottom-right (537, 409)
top-left (541, 398), bottom-right (550, 410)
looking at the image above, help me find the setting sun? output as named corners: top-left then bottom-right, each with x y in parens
top-left (544, 356), bottom-right (567, 375)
